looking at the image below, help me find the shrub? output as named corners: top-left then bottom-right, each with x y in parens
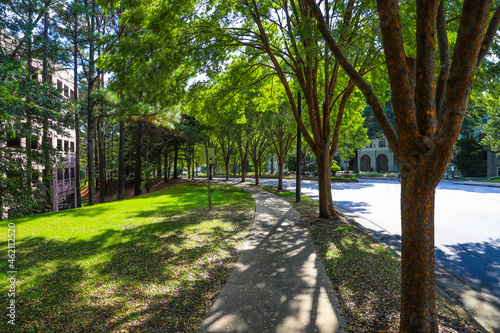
top-left (331, 161), bottom-right (341, 173)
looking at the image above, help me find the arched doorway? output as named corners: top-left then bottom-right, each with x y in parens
top-left (360, 155), bottom-right (371, 172)
top-left (376, 154), bottom-right (388, 172)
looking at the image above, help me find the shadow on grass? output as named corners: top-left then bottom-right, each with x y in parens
top-left (305, 217), bottom-right (402, 332)
top-left (0, 186), bottom-right (254, 332)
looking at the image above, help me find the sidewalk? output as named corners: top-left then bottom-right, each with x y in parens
top-left (198, 183), bottom-right (345, 333)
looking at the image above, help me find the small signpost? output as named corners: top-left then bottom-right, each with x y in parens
top-left (199, 148), bottom-right (215, 211)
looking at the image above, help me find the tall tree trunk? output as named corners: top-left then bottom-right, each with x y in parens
top-left (316, 148), bottom-right (335, 217)
top-left (74, 18), bottom-right (81, 208)
top-left (173, 145), bottom-right (178, 178)
top-left (41, 9), bottom-right (52, 209)
top-left (86, 1), bottom-right (96, 206)
top-left (400, 175), bottom-right (438, 332)
top-left (134, 120), bottom-right (143, 196)
top-left (94, 131), bottom-right (99, 191)
top-left (253, 159), bottom-right (260, 185)
top-left (117, 121), bottom-right (125, 200)
top-left (278, 163), bottom-right (284, 190)
top-left (98, 115), bottom-right (105, 203)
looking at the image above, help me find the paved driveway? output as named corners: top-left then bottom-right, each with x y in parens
top-left (230, 177), bottom-right (500, 306)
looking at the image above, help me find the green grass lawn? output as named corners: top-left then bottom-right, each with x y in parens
top-left (0, 182), bottom-right (254, 332)
top-left (476, 179), bottom-right (500, 183)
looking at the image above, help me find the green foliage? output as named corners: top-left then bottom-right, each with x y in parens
top-left (331, 161), bottom-right (341, 173)
top-left (452, 136), bottom-right (487, 177)
top-left (363, 92), bottom-right (396, 139)
top-left (482, 106), bottom-right (500, 156)
top-left (0, 54), bottom-right (73, 218)
top-left (141, 165), bottom-right (156, 193)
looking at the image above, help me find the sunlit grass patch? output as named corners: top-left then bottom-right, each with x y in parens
top-left (0, 182), bottom-right (254, 332)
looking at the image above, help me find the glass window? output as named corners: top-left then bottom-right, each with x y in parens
top-left (379, 138), bottom-right (386, 148)
top-left (6, 137), bottom-right (20, 147)
top-left (57, 139), bottom-right (62, 150)
top-left (70, 141), bottom-right (75, 152)
top-left (64, 140), bottom-right (69, 151)
top-left (30, 137), bottom-right (39, 150)
top-left (57, 79), bottom-right (63, 91)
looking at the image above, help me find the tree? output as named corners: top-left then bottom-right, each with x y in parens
top-left (54, 0), bottom-right (87, 207)
top-left (482, 106), bottom-right (500, 156)
top-left (452, 136), bottom-right (487, 177)
top-left (305, 0), bottom-right (500, 331)
top-left (202, 0), bottom-right (380, 217)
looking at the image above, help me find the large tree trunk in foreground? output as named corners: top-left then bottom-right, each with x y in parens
top-left (305, 0), bottom-right (500, 331)
top-left (400, 175), bottom-right (438, 332)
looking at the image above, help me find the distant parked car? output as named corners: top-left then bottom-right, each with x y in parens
top-left (398, 173), bottom-right (401, 182)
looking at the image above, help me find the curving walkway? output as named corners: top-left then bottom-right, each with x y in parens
top-left (198, 183), bottom-right (345, 333)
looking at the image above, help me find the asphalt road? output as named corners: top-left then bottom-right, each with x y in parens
top-left (230, 177), bottom-right (500, 305)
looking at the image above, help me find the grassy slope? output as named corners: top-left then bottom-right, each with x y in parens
top-left (262, 187), bottom-right (481, 333)
top-left (0, 182), bottom-right (254, 332)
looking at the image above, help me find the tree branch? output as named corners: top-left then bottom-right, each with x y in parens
top-left (304, 0), bottom-right (399, 154)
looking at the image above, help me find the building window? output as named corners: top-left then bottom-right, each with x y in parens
top-left (379, 138), bottom-right (386, 148)
top-left (64, 140), bottom-right (69, 152)
top-left (70, 168), bottom-right (75, 181)
top-left (47, 74), bottom-right (53, 83)
top-left (64, 85), bottom-right (69, 97)
top-left (57, 169), bottom-right (63, 183)
top-left (6, 137), bottom-right (21, 147)
top-left (65, 168), bottom-right (70, 181)
top-left (57, 139), bottom-right (62, 150)
top-left (369, 142), bottom-right (375, 148)
top-left (57, 79), bottom-right (63, 92)
top-left (30, 137), bottom-right (39, 150)
top-left (70, 141), bottom-right (75, 152)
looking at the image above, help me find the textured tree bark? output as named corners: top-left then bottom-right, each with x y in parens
top-left (134, 121), bottom-right (143, 197)
top-left (87, 1), bottom-right (96, 206)
top-left (316, 147), bottom-right (336, 217)
top-left (304, 0), bottom-right (499, 331)
top-left (74, 23), bottom-right (82, 207)
top-left (400, 173), bottom-right (438, 332)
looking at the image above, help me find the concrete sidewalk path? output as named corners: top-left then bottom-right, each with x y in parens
top-left (198, 184), bottom-right (345, 333)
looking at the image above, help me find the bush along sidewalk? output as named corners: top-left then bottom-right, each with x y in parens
top-left (259, 185), bottom-right (482, 333)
